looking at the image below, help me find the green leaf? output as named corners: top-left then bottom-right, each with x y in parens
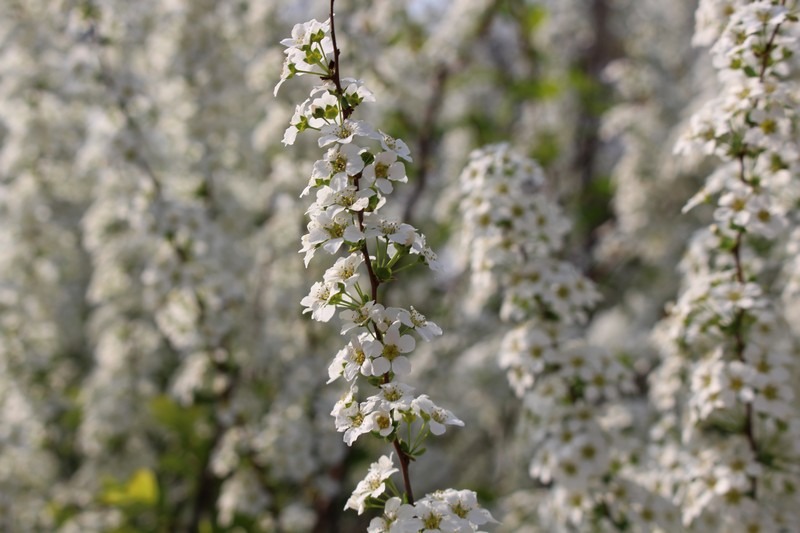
top-left (361, 151), bottom-right (375, 165)
top-left (126, 470), bottom-right (158, 505)
top-left (101, 468), bottom-right (159, 507)
top-left (524, 5), bottom-right (548, 32)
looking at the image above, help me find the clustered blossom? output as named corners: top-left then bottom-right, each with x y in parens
top-left (279, 14), bottom-right (493, 530)
top-left (7, 0), bottom-right (800, 530)
top-left (653, 0), bottom-right (800, 530)
top-left (365, 489), bottom-right (494, 533)
top-left (343, 454), bottom-right (496, 533)
top-left (457, 145), bottom-right (636, 529)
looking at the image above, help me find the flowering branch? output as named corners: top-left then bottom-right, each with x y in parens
top-left (276, 5), bottom-right (494, 530)
top-left (456, 144), bottom-right (638, 529)
top-left (663, 1), bottom-right (800, 528)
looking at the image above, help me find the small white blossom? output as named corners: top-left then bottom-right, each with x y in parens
top-left (412, 395), bottom-right (464, 436)
top-left (345, 454), bottom-right (399, 515)
top-left (364, 322), bottom-right (415, 377)
top-left (300, 281), bottom-right (337, 322)
top-left (362, 151), bottom-right (408, 194)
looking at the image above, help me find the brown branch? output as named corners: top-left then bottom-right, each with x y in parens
top-left (758, 1), bottom-right (787, 80)
top-left (404, 64), bottom-right (449, 224)
top-left (393, 439), bottom-right (415, 504)
top-left (328, 0), bottom-right (414, 503)
top-left (402, 0), bottom-right (504, 225)
top-left (330, 0), bottom-right (342, 93)
top-left (731, 157), bottom-right (758, 497)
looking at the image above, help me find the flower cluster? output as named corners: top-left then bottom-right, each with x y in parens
top-left (278, 11), bottom-right (493, 529)
top-left (457, 144), bottom-right (635, 529)
top-left (344, 455), bottom-right (493, 533)
top-left (367, 489), bottom-right (495, 533)
top-left (653, 0), bottom-right (800, 529)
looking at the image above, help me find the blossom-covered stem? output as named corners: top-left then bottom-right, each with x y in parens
top-left (280, 7), bottom-right (493, 529)
top-left (666, 2), bottom-right (800, 527)
top-left (329, 1), bottom-right (417, 502)
top-left (354, 163), bottom-right (416, 500)
top-left (326, 0), bottom-right (383, 310)
top-left (723, 10), bottom-right (790, 492)
top-left (455, 144), bottom-right (629, 530)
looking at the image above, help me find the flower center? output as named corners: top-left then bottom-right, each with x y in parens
top-left (332, 155), bottom-right (347, 173)
top-left (375, 162), bottom-right (389, 179)
top-left (350, 412), bottom-right (364, 427)
top-left (383, 344), bottom-right (400, 361)
top-left (353, 349), bottom-right (366, 366)
top-left (422, 512), bottom-right (441, 529)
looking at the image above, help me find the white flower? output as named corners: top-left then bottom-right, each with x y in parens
top-left (279, 18), bottom-right (331, 51)
top-left (552, 486), bottom-right (595, 526)
top-left (328, 334), bottom-right (380, 383)
top-left (370, 407), bottom-right (394, 438)
top-left (369, 382), bottom-right (415, 411)
top-left (344, 454), bottom-right (399, 515)
top-left (364, 322), bottom-right (415, 377)
top-left (752, 376), bottom-right (794, 420)
top-left (709, 280), bottom-right (765, 320)
top-left (275, 19), bottom-right (333, 95)
top-left (362, 151), bottom-right (408, 194)
top-left (300, 281), bottom-right (337, 322)
top-left (319, 119), bottom-right (379, 147)
top-left (379, 131), bottom-right (412, 161)
top-left (342, 78), bottom-right (376, 106)
top-left (411, 498), bottom-right (460, 533)
top-left (313, 185), bottom-right (373, 216)
top-left (339, 300), bottom-right (379, 335)
top-left (407, 306), bottom-right (442, 342)
top-left (436, 489), bottom-right (497, 526)
top-left (283, 97), bottom-right (327, 145)
top-left (412, 395), bottom-right (464, 436)
top-left (305, 143), bottom-right (366, 195)
top-left (368, 497), bottom-right (422, 533)
top-left (411, 233), bottom-right (443, 272)
top-left (323, 253), bottom-right (363, 290)
top-left (363, 214), bottom-right (417, 247)
top-left (301, 210), bottom-right (364, 265)
top-left (334, 398), bottom-right (375, 446)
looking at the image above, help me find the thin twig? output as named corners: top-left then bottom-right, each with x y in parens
top-left (329, 0), bottom-right (414, 503)
top-left (731, 157), bottom-right (758, 498)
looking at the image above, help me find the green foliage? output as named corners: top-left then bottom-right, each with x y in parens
top-left (101, 469), bottom-right (159, 508)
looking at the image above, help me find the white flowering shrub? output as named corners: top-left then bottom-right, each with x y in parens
top-left (651, 0), bottom-right (800, 531)
top-left (1, 0), bottom-right (799, 531)
top-left (454, 144), bottom-right (665, 531)
top-left (277, 9), bottom-right (496, 531)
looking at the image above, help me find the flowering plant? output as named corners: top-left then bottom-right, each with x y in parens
top-left (652, 0), bottom-right (800, 530)
top-left (277, 3), bottom-right (494, 530)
